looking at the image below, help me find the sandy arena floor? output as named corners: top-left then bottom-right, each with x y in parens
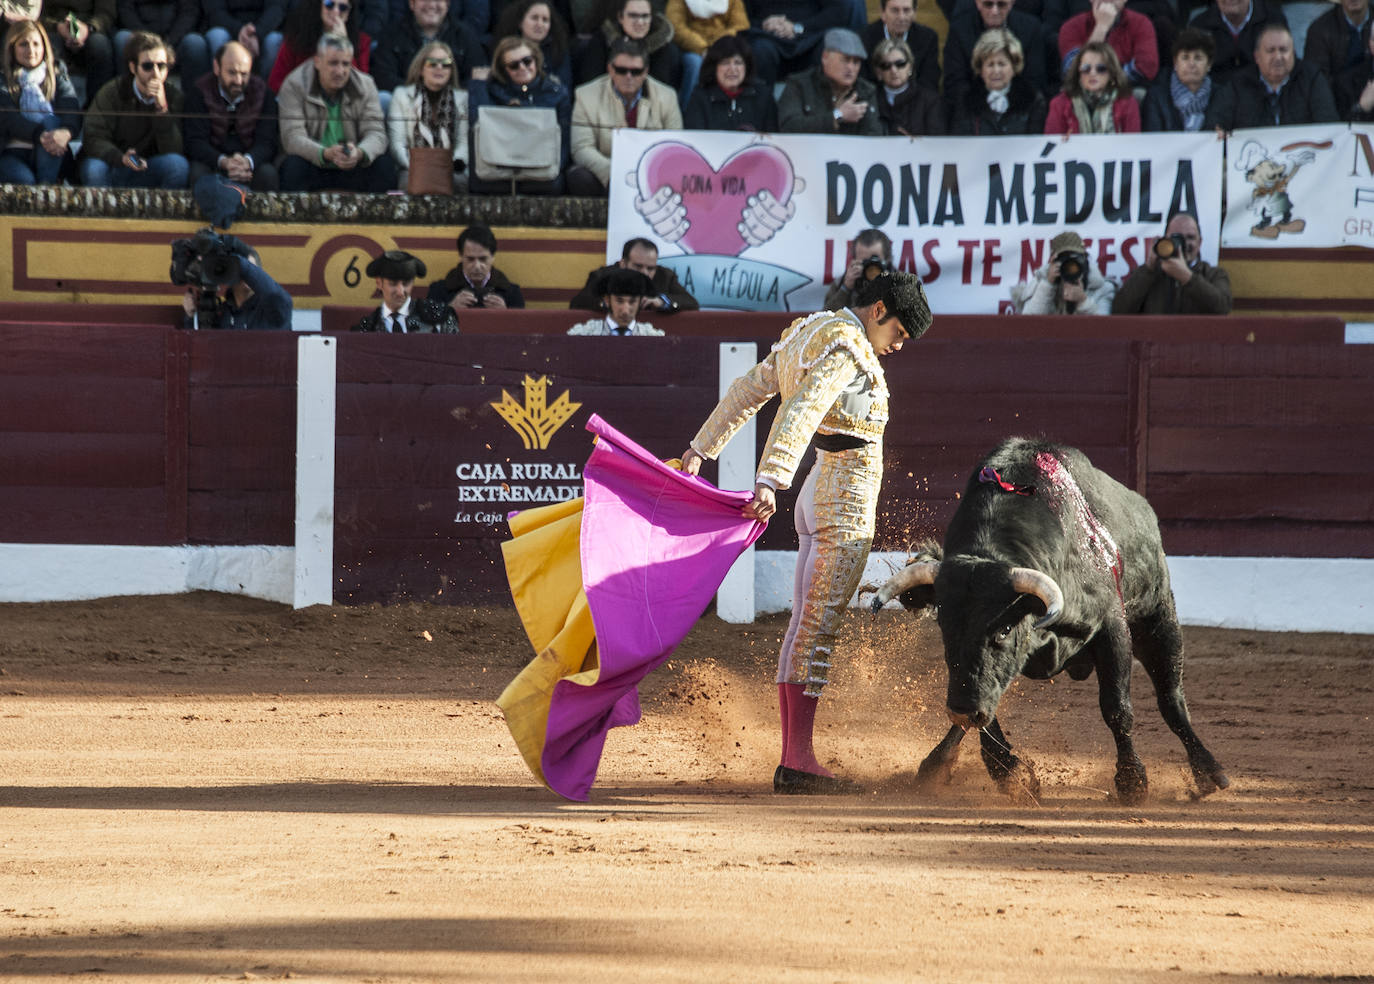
top-left (1, 591), bottom-right (1372, 983)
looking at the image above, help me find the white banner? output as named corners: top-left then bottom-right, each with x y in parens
top-left (1222, 124), bottom-right (1374, 250)
top-left (607, 129), bottom-right (1224, 314)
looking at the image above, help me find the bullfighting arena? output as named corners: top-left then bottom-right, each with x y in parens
top-left (2, 591), bottom-right (1371, 982)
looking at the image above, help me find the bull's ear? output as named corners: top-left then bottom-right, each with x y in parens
top-left (897, 583), bottom-right (936, 614)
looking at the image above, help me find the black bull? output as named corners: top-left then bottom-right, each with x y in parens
top-left (872, 438), bottom-right (1230, 804)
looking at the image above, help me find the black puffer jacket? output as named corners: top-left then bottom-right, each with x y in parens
top-left (682, 79), bottom-right (777, 131)
top-left (949, 74), bottom-right (1047, 135)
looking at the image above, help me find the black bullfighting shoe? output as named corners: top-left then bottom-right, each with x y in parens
top-left (773, 765), bottom-right (861, 795)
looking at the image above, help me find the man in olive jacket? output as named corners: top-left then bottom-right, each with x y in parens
top-left (1111, 211), bottom-right (1233, 315)
top-left (78, 31), bottom-right (188, 187)
top-left (777, 28), bottom-right (882, 134)
top-left (277, 32), bottom-right (395, 192)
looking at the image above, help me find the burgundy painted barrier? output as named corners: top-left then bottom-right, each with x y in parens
top-left (1, 319), bottom-right (1368, 604)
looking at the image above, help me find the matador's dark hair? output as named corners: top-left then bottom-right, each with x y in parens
top-left (855, 271), bottom-right (933, 340)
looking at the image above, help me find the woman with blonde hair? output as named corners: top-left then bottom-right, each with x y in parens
top-left (0, 19), bottom-right (80, 184)
top-left (1045, 40), bottom-right (1140, 135)
top-left (387, 41), bottom-right (469, 192)
top-left (951, 29), bottom-right (1047, 135)
top-left (871, 37), bottom-right (944, 136)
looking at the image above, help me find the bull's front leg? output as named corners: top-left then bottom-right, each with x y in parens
top-left (916, 725), bottom-right (967, 788)
top-left (1095, 615), bottom-right (1149, 804)
top-left (978, 718), bottom-right (1041, 806)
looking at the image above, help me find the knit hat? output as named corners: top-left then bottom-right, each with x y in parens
top-left (1050, 230), bottom-right (1086, 257)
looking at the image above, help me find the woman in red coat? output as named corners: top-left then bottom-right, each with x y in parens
top-left (1045, 40), bottom-right (1140, 134)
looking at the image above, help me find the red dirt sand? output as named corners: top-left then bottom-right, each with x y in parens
top-left (2, 592), bottom-right (1372, 982)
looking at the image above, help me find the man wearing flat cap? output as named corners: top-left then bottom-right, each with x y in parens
top-left (351, 250), bottom-right (460, 333)
top-left (567, 268), bottom-right (665, 336)
top-left (1010, 229), bottom-right (1117, 315)
top-left (778, 28), bottom-right (883, 134)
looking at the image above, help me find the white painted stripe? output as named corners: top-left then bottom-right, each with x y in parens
top-left (0, 544), bottom-right (292, 604)
top-left (293, 335), bottom-right (336, 609)
top-left (757, 550), bottom-right (1374, 635)
top-left (715, 342), bottom-right (759, 625)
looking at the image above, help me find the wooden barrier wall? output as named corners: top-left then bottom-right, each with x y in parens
top-left (2, 319), bottom-right (1369, 603)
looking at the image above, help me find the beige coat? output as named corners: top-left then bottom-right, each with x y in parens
top-left (570, 74), bottom-right (682, 187)
top-left (277, 60), bottom-right (388, 167)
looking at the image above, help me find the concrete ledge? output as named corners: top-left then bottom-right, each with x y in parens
top-left (0, 185), bottom-right (608, 228)
top-left (759, 551), bottom-right (1374, 635)
top-left (0, 544), bottom-right (293, 605)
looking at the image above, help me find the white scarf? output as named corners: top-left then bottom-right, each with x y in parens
top-left (986, 84), bottom-right (1010, 114)
top-left (683, 0), bottom-right (729, 18)
top-left (18, 63), bottom-right (52, 122)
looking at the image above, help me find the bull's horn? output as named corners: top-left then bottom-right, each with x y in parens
top-left (871, 561), bottom-right (940, 611)
top-left (1008, 567), bottom-right (1064, 629)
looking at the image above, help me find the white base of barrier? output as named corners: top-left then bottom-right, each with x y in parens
top-left (755, 550), bottom-right (1374, 635)
top-left (2, 544), bottom-right (1370, 634)
top-left (0, 543), bottom-right (294, 605)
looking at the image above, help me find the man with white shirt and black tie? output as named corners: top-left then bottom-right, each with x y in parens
top-left (351, 250), bottom-right (459, 333)
top-left (566, 269), bottom-right (664, 336)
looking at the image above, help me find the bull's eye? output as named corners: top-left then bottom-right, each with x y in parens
top-left (995, 625), bottom-right (1013, 643)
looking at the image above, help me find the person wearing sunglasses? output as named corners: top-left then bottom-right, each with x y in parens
top-left (267, 0), bottom-right (370, 92)
top-left (859, 0), bottom-right (938, 93)
top-left (112, 0), bottom-right (217, 91)
top-left (371, 0), bottom-right (485, 95)
top-left (1045, 39), bottom-right (1140, 133)
top-left (778, 27), bottom-right (882, 135)
top-left (567, 36), bottom-right (681, 196)
top-left (575, 0), bottom-right (683, 94)
top-left (78, 30), bottom-right (189, 187)
top-left (870, 36), bottom-right (944, 135)
top-left (277, 31), bottom-right (396, 191)
top-left (40, 0), bottom-right (117, 98)
top-left (942, 0), bottom-right (1052, 111)
top-left (387, 40), bottom-right (469, 191)
top-left (466, 34), bottom-right (571, 194)
top-left (950, 27), bottom-right (1047, 135)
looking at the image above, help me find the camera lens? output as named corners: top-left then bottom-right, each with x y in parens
top-left (1154, 237), bottom-right (1176, 259)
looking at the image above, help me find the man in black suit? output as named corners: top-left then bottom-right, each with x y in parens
top-left (862, 0), bottom-right (940, 91)
top-left (742, 0), bottom-right (854, 84)
top-left (351, 251), bottom-right (460, 333)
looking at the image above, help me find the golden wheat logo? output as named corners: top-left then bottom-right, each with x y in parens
top-left (490, 375), bottom-right (582, 450)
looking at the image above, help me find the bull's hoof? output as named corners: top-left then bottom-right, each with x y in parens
top-left (1188, 766), bottom-right (1232, 800)
top-left (1114, 760), bottom-right (1149, 805)
top-left (915, 749), bottom-right (958, 789)
top-left (995, 759), bottom-right (1041, 806)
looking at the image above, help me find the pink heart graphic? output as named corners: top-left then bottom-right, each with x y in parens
top-left (639, 142), bottom-right (794, 256)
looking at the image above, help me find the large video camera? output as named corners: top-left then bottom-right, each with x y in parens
top-left (170, 228), bottom-right (251, 329)
top-left (1056, 250), bottom-right (1090, 286)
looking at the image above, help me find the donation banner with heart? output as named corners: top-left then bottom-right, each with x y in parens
top-left (607, 129), bottom-right (1224, 314)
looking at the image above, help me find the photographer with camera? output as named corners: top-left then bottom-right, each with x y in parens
top-left (173, 229), bottom-right (293, 331)
top-left (1010, 229), bottom-right (1117, 315)
top-left (427, 226), bottom-right (526, 311)
top-left (824, 228), bottom-right (893, 311)
top-left (1112, 211), bottom-right (1233, 315)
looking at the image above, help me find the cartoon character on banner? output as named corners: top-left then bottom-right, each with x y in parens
top-left (1233, 138), bottom-right (1332, 240)
top-left (625, 140), bottom-right (812, 311)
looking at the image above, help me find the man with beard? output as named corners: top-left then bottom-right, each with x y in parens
top-left (184, 40), bottom-right (280, 190)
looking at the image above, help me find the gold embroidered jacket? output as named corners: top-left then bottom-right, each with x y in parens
top-left (691, 309), bottom-right (890, 489)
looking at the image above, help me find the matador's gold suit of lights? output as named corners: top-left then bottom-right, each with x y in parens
top-left (690, 309), bottom-right (889, 696)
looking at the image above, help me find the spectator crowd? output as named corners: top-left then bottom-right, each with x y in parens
top-left (0, 0), bottom-right (1364, 193)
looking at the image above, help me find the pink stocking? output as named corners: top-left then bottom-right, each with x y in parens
top-left (777, 683), bottom-right (791, 765)
top-left (781, 682), bottom-right (833, 777)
